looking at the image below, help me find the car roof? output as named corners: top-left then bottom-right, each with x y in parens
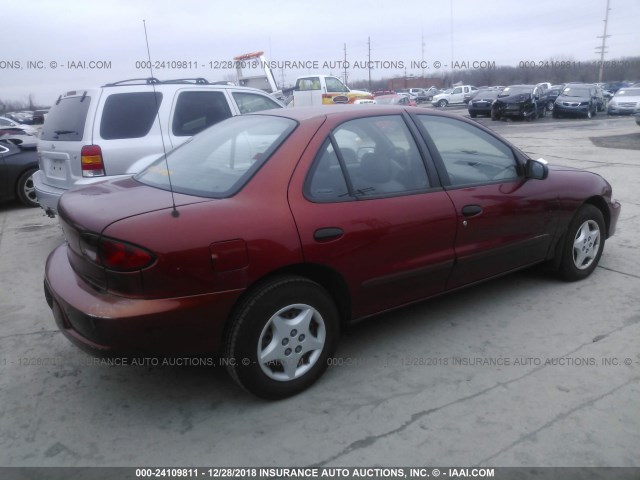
top-left (249, 104), bottom-right (460, 123)
top-left (55, 80), bottom-right (274, 99)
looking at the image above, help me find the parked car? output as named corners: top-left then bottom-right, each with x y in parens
top-left (0, 130), bottom-right (39, 149)
top-left (553, 84), bottom-right (599, 119)
top-left (467, 89), bottom-right (500, 118)
top-left (43, 105), bottom-right (621, 399)
top-left (607, 88), bottom-right (640, 115)
top-left (372, 90), bottom-right (396, 97)
top-left (0, 116), bottom-right (38, 135)
top-left (34, 78), bottom-right (284, 217)
top-left (407, 88), bottom-right (429, 104)
top-left (0, 139), bottom-right (39, 207)
top-left (603, 81), bottom-right (630, 94)
top-left (423, 87), bottom-right (440, 101)
top-left (32, 109), bottom-right (50, 125)
top-left (544, 85), bottom-right (564, 111)
top-left (492, 85), bottom-right (547, 120)
top-left (432, 85), bottom-right (477, 107)
top-left (375, 94), bottom-right (417, 106)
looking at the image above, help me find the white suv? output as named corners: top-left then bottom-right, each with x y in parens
top-left (432, 85), bottom-right (477, 107)
top-left (34, 78), bottom-right (283, 217)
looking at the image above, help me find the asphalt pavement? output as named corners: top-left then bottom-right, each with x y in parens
top-left (0, 113), bottom-right (638, 469)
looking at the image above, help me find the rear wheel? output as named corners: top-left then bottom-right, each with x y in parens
top-left (546, 101), bottom-right (554, 111)
top-left (16, 168), bottom-right (39, 208)
top-left (558, 205), bottom-right (605, 281)
top-left (225, 276), bottom-right (340, 399)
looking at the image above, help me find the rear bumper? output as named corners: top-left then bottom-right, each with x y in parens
top-left (33, 170), bottom-right (64, 215)
top-left (44, 244), bottom-right (243, 356)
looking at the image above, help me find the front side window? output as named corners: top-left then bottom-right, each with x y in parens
top-left (418, 116), bottom-right (518, 187)
top-left (137, 115), bottom-right (296, 198)
top-left (324, 77), bottom-right (348, 93)
top-left (100, 92), bottom-right (161, 140)
top-left (232, 92), bottom-right (282, 114)
top-left (306, 115), bottom-right (430, 201)
top-left (172, 91), bottom-right (233, 137)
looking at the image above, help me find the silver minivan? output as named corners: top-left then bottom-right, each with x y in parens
top-left (34, 78), bottom-right (283, 216)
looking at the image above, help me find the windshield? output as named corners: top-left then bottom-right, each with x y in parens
top-left (498, 86), bottom-right (532, 97)
top-left (561, 87), bottom-right (591, 97)
top-left (474, 90), bottom-right (499, 98)
top-left (615, 88), bottom-right (640, 97)
top-left (136, 115), bottom-right (296, 198)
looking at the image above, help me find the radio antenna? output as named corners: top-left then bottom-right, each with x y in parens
top-left (143, 20), bottom-right (179, 218)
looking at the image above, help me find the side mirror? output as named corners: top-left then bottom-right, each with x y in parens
top-left (525, 158), bottom-right (549, 180)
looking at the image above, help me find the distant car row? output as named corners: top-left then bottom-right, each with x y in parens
top-left (466, 83), bottom-right (640, 121)
top-left (2, 109), bottom-right (49, 125)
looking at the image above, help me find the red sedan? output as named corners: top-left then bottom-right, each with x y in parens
top-left (44, 105), bottom-right (620, 399)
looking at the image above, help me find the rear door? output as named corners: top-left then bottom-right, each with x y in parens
top-left (289, 113), bottom-right (457, 319)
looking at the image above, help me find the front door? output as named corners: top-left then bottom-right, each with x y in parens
top-left (414, 114), bottom-right (558, 288)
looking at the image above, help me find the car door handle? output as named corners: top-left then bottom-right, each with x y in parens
top-left (314, 227), bottom-right (344, 242)
top-left (461, 205), bottom-right (483, 217)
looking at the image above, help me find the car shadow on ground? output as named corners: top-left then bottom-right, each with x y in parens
top-left (590, 132), bottom-right (640, 150)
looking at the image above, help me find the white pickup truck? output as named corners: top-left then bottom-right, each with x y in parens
top-left (291, 75), bottom-right (374, 106)
top-left (432, 85), bottom-right (478, 107)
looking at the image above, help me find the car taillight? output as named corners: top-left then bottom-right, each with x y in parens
top-left (81, 145), bottom-right (105, 177)
top-left (80, 233), bottom-right (155, 271)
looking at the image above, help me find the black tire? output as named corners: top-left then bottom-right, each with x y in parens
top-left (225, 275), bottom-right (340, 399)
top-left (438, 99), bottom-right (448, 108)
top-left (546, 101), bottom-right (554, 111)
top-left (558, 205), bottom-right (605, 281)
top-left (469, 112), bottom-right (477, 118)
top-left (16, 168), bottom-right (39, 208)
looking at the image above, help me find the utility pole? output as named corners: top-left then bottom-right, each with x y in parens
top-left (595, 0), bottom-right (611, 83)
top-left (368, 37), bottom-right (372, 91)
top-left (343, 43), bottom-right (348, 86)
top-left (421, 30), bottom-right (426, 79)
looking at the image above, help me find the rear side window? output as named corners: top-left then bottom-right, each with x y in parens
top-left (232, 92), bottom-right (281, 114)
top-left (306, 115), bottom-right (430, 202)
top-left (40, 96), bottom-right (92, 141)
top-left (100, 92), bottom-right (162, 140)
top-left (172, 91), bottom-right (233, 136)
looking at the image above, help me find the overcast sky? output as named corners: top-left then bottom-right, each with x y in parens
top-left (2, 0), bottom-right (638, 106)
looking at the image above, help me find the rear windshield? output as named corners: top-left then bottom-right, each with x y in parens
top-left (100, 92), bottom-right (162, 140)
top-left (40, 96), bottom-right (91, 141)
top-left (136, 115), bottom-right (296, 198)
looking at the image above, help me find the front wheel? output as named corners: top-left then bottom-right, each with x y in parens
top-left (558, 205), bottom-right (605, 281)
top-left (437, 99), bottom-right (448, 108)
top-left (225, 276), bottom-right (340, 399)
